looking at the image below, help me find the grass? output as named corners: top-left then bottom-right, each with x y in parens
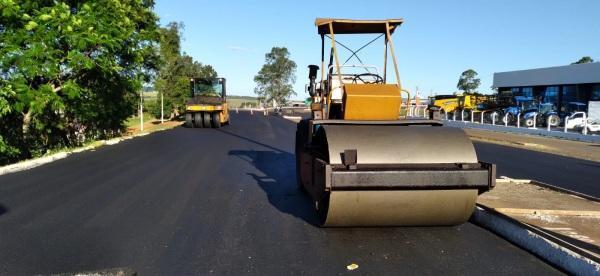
top-left (125, 112), bottom-right (155, 128)
top-left (227, 98), bottom-right (259, 108)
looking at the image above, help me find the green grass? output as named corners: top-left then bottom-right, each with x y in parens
top-left (142, 91), bottom-right (158, 106)
top-left (125, 112), bottom-right (154, 128)
top-left (227, 95), bottom-right (259, 108)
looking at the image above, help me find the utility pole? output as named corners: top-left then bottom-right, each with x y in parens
top-left (139, 90), bottom-right (144, 132)
top-left (160, 92), bottom-right (164, 124)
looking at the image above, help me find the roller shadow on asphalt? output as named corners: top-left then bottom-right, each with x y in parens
top-left (216, 127), bottom-right (321, 226)
top-left (229, 149), bottom-right (321, 226)
top-left (0, 203), bottom-right (7, 216)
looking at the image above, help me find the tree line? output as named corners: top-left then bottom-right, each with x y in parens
top-left (0, 1), bottom-right (214, 165)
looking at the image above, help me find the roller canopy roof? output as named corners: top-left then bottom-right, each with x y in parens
top-left (315, 18), bottom-right (403, 34)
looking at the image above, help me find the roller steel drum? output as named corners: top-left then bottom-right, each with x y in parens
top-left (323, 190), bottom-right (478, 226)
top-left (313, 124), bottom-right (481, 226)
top-left (318, 124), bottom-right (478, 165)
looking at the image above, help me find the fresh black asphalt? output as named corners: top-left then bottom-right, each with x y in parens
top-left (0, 112), bottom-right (564, 275)
top-left (474, 142), bottom-right (600, 198)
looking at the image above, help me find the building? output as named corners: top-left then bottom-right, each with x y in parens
top-left (493, 62), bottom-right (600, 113)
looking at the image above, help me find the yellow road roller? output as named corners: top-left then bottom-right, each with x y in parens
top-left (296, 18), bottom-right (495, 227)
top-left (185, 78), bottom-right (229, 128)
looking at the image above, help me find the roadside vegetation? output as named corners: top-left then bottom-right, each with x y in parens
top-left (0, 1), bottom-right (215, 165)
top-left (254, 47), bottom-right (297, 106)
top-left (153, 22), bottom-right (217, 120)
top-left (226, 96), bottom-right (260, 108)
top-left (456, 69), bottom-right (481, 95)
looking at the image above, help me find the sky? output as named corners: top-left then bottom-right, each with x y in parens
top-left (154, 0), bottom-right (600, 99)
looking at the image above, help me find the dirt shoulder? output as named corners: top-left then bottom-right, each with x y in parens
top-left (125, 119), bottom-right (182, 135)
top-left (465, 128), bottom-right (600, 163)
top-left (479, 179), bottom-right (600, 255)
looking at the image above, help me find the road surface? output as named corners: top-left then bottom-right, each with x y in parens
top-left (474, 142), bottom-right (600, 198)
top-left (0, 112), bottom-right (561, 275)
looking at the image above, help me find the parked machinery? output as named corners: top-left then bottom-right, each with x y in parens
top-left (428, 95), bottom-right (459, 119)
top-left (500, 96), bottom-right (536, 125)
top-left (522, 102), bottom-right (561, 127)
top-left (456, 94), bottom-right (493, 121)
top-left (564, 101), bottom-right (600, 132)
top-left (296, 18), bottom-right (495, 227)
top-left (185, 78), bottom-right (230, 128)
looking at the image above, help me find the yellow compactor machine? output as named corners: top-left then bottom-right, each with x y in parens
top-left (296, 18), bottom-right (495, 227)
top-left (185, 78), bottom-right (229, 128)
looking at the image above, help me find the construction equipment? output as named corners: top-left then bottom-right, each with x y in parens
top-left (455, 94), bottom-right (493, 121)
top-left (296, 18), bottom-right (495, 227)
top-left (522, 102), bottom-right (561, 127)
top-left (428, 95), bottom-right (459, 119)
top-left (185, 78), bottom-right (229, 128)
top-left (501, 96), bottom-right (537, 125)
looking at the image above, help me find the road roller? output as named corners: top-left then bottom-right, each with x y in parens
top-left (296, 18), bottom-right (496, 227)
top-left (185, 77), bottom-right (230, 128)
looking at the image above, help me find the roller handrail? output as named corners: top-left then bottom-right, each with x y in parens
top-left (401, 89), bottom-right (411, 118)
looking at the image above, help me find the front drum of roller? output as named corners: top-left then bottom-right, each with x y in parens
top-left (322, 189), bottom-right (478, 227)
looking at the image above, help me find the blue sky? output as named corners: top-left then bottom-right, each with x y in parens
top-left (155, 0), bottom-right (600, 99)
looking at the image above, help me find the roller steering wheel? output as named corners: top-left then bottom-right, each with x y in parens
top-left (352, 73), bottom-right (384, 84)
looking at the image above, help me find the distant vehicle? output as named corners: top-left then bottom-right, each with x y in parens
top-left (565, 101), bottom-right (600, 133)
top-left (185, 78), bottom-right (230, 128)
top-left (564, 102), bottom-right (587, 117)
top-left (522, 102), bottom-right (560, 127)
top-left (502, 96), bottom-right (537, 125)
top-left (456, 94), bottom-right (493, 121)
top-left (428, 95), bottom-right (458, 119)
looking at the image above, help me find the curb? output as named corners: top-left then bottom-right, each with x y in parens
top-left (282, 115), bottom-right (302, 123)
top-left (472, 205), bottom-right (600, 274)
top-left (530, 180), bottom-right (600, 203)
top-left (497, 177), bottom-right (600, 202)
top-left (0, 127), bottom-right (169, 177)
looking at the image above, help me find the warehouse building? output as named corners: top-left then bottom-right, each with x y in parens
top-left (493, 62), bottom-right (600, 113)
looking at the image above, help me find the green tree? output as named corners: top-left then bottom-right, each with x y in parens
top-left (571, 56), bottom-right (594, 64)
top-left (0, 0), bottom-right (160, 164)
top-left (457, 69), bottom-right (481, 94)
top-left (154, 22), bottom-right (217, 119)
top-left (254, 47), bottom-right (297, 106)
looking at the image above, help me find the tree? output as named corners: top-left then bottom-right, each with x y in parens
top-left (0, 0), bottom-right (161, 164)
top-left (572, 56), bottom-right (594, 64)
top-left (457, 69), bottom-right (481, 94)
top-left (254, 47), bottom-right (297, 106)
top-left (154, 22), bottom-right (217, 119)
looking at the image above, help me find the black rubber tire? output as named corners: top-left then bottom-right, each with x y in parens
top-left (193, 112), bottom-right (203, 128)
top-left (462, 109), bottom-right (471, 121)
top-left (547, 115), bottom-right (560, 127)
top-left (202, 112), bottom-right (211, 128)
top-left (211, 112), bottom-right (221, 128)
top-left (438, 109), bottom-right (447, 120)
top-left (185, 113), bottom-right (193, 128)
top-left (502, 113), bottom-right (513, 125)
top-left (525, 118), bottom-right (535, 127)
top-left (489, 111), bottom-right (500, 123)
top-left (295, 119), bottom-right (310, 190)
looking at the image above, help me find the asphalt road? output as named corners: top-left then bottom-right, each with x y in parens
top-left (0, 112), bottom-right (561, 275)
top-left (473, 142), bottom-right (600, 198)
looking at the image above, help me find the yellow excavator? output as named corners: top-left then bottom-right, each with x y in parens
top-left (296, 18), bottom-right (495, 227)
